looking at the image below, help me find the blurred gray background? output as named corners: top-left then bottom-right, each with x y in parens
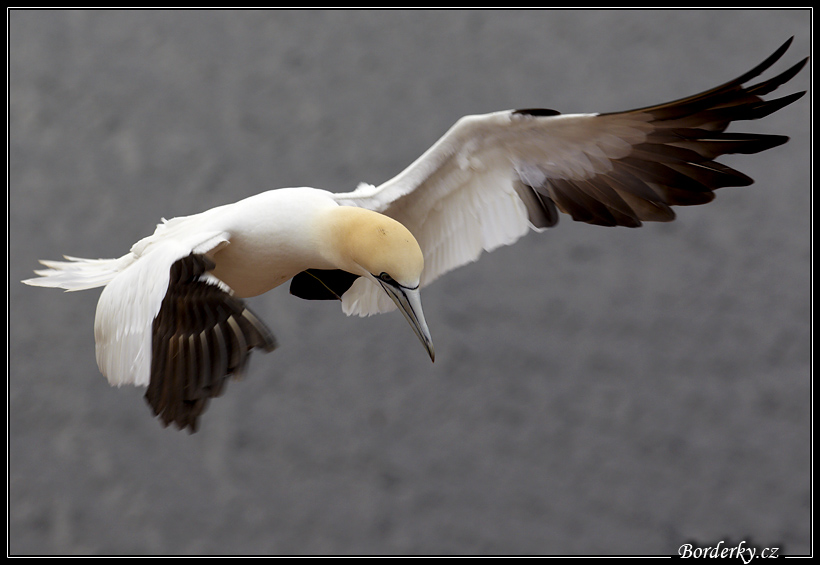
top-left (9, 9), bottom-right (810, 556)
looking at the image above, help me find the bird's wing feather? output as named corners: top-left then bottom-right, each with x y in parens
top-left (144, 253), bottom-right (276, 432)
top-left (333, 38), bottom-right (806, 316)
top-left (94, 231), bottom-right (231, 389)
top-left (95, 208), bottom-right (277, 432)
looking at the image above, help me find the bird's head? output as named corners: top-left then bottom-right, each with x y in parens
top-left (322, 206), bottom-right (434, 361)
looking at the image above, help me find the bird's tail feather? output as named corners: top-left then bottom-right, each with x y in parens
top-left (22, 254), bottom-right (137, 292)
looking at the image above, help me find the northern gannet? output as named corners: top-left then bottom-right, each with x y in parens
top-left (23, 38), bottom-right (807, 432)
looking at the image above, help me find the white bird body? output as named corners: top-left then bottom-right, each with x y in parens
top-left (73, 186), bottom-right (425, 391)
top-left (198, 187), bottom-right (341, 297)
top-left (23, 39), bottom-right (807, 431)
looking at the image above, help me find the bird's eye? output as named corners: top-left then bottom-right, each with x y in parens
top-left (378, 272), bottom-right (396, 285)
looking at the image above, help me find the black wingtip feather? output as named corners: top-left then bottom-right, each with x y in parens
top-left (145, 253), bottom-right (278, 433)
top-left (747, 57), bottom-right (808, 96)
top-left (547, 38), bottom-right (806, 226)
top-left (512, 108), bottom-right (562, 117)
top-left (290, 269), bottom-right (360, 301)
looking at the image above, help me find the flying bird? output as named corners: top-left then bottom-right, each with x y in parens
top-left (23, 38), bottom-right (807, 432)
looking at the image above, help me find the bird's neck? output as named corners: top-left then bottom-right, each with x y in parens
top-left (314, 206), bottom-right (378, 277)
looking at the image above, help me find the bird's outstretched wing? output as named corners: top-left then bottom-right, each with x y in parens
top-left (90, 223), bottom-right (276, 432)
top-left (333, 38), bottom-right (806, 316)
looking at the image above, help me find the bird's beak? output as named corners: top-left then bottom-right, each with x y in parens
top-left (378, 282), bottom-right (435, 362)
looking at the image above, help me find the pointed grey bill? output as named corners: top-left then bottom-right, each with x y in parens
top-left (378, 281), bottom-right (435, 362)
